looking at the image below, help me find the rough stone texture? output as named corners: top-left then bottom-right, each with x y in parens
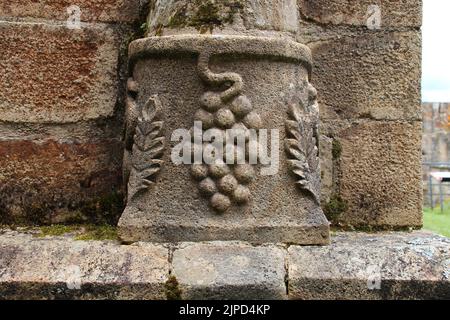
top-left (329, 120), bottom-right (423, 227)
top-left (319, 135), bottom-right (333, 203)
top-left (289, 231), bottom-right (450, 300)
top-left (145, 0), bottom-right (299, 37)
top-left (0, 230), bottom-right (448, 300)
top-left (0, 136), bottom-right (123, 224)
top-left (0, 21), bottom-right (120, 123)
top-left (119, 35), bottom-right (329, 244)
top-left (0, 0), bottom-right (141, 23)
top-left (311, 31), bottom-right (421, 121)
top-left (0, 0), bottom-right (424, 230)
top-left (298, 0), bottom-right (422, 28)
top-left (295, 3), bottom-right (422, 227)
top-left (0, 230), bottom-right (168, 299)
top-left (171, 242), bottom-right (286, 299)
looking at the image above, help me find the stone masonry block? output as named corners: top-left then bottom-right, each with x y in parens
top-left (0, 137), bottom-right (123, 224)
top-left (145, 0), bottom-right (299, 36)
top-left (334, 120), bottom-right (422, 227)
top-left (289, 232), bottom-right (450, 299)
top-left (311, 30), bottom-right (421, 121)
top-left (172, 242), bottom-right (287, 299)
top-left (0, 231), bottom-right (448, 300)
top-left (0, 231), bottom-right (168, 299)
top-left (299, 0), bottom-right (422, 28)
top-left (0, 0), bottom-right (141, 23)
top-left (0, 21), bottom-right (120, 123)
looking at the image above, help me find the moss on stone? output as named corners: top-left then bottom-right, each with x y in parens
top-left (190, 0), bottom-right (222, 33)
top-left (331, 224), bottom-right (419, 233)
top-left (34, 224), bottom-right (118, 241)
top-left (74, 190), bottom-right (125, 225)
top-left (0, 188), bottom-right (124, 227)
top-left (332, 139), bottom-right (342, 160)
top-left (323, 194), bottom-right (348, 222)
top-left (165, 275), bottom-right (182, 300)
top-left (167, 6), bottom-right (189, 28)
top-left (74, 225), bottom-right (118, 241)
top-left (36, 225), bottom-right (79, 238)
top-left (140, 22), bottom-right (148, 34)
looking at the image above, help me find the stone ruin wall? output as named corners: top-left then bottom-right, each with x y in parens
top-left (422, 102), bottom-right (450, 207)
top-left (0, 0), bottom-right (423, 229)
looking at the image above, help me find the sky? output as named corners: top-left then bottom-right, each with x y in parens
top-left (422, 0), bottom-right (450, 102)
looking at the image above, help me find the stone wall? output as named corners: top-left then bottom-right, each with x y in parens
top-left (0, 1), bottom-right (423, 229)
top-left (1, 230), bottom-right (448, 299)
top-left (422, 102), bottom-right (450, 207)
top-left (301, 1), bottom-right (423, 229)
top-left (0, 0), bottom-right (148, 224)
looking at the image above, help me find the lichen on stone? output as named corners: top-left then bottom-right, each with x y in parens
top-left (165, 0), bottom-right (244, 33)
top-left (332, 139), bottom-right (342, 160)
top-left (323, 194), bottom-right (348, 222)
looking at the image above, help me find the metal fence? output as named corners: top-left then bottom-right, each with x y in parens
top-left (423, 161), bottom-right (450, 211)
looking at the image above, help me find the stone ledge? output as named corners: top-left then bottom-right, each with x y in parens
top-left (0, 230), bottom-right (449, 299)
top-left (171, 242), bottom-right (287, 300)
top-left (289, 232), bottom-right (450, 299)
top-left (0, 231), bottom-right (169, 299)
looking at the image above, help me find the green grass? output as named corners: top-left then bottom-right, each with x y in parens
top-left (34, 224), bottom-right (118, 241)
top-left (423, 205), bottom-right (450, 238)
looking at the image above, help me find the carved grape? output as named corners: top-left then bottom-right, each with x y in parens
top-left (230, 95), bottom-right (252, 118)
top-left (232, 185), bottom-right (251, 204)
top-left (210, 193), bottom-right (231, 213)
top-left (214, 108), bottom-right (236, 128)
top-left (217, 174), bottom-right (238, 195)
top-left (192, 53), bottom-right (261, 213)
top-left (200, 92), bottom-right (222, 112)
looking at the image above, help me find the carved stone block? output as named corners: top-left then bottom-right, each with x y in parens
top-left (118, 35), bottom-right (330, 244)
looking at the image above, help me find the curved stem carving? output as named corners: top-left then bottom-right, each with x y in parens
top-left (197, 52), bottom-right (243, 102)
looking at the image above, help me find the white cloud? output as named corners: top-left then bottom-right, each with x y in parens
top-left (422, 0), bottom-right (450, 102)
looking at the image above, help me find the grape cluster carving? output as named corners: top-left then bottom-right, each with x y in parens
top-left (191, 53), bottom-right (262, 213)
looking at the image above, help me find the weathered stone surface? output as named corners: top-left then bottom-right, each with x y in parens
top-left (319, 134), bottom-right (333, 203)
top-left (0, 230), bottom-right (168, 299)
top-left (0, 231), bottom-right (449, 300)
top-left (311, 31), bottom-right (421, 121)
top-left (289, 231), bottom-right (450, 300)
top-left (298, 0), bottom-right (422, 28)
top-left (330, 120), bottom-right (423, 227)
top-left (0, 0), bottom-right (141, 23)
top-left (0, 137), bottom-right (123, 224)
top-left (119, 35), bottom-right (329, 244)
top-left (0, 21), bottom-right (120, 123)
top-left (145, 0), bottom-right (299, 36)
top-left (171, 242), bottom-right (286, 299)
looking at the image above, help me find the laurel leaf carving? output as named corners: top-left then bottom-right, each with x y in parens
top-left (128, 95), bottom-right (165, 200)
top-left (285, 101), bottom-right (320, 204)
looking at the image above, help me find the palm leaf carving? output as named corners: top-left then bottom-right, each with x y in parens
top-left (285, 102), bottom-right (320, 204)
top-left (128, 95), bottom-right (165, 201)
